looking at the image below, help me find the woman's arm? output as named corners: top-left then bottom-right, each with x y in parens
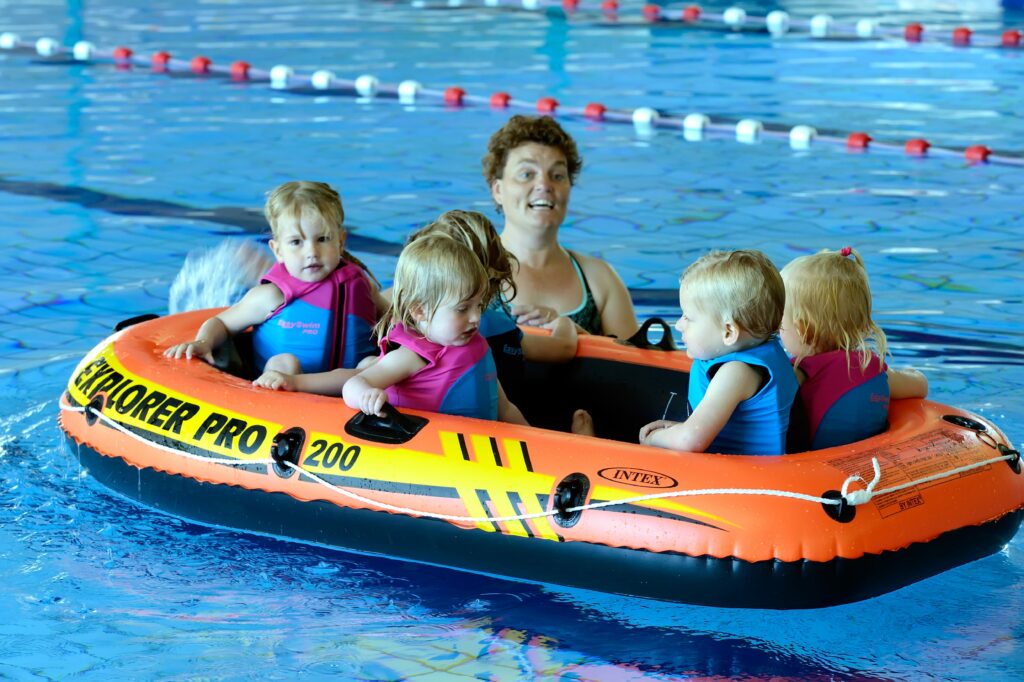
top-left (888, 367), bottom-right (928, 399)
top-left (642, 361), bottom-right (761, 452)
top-left (577, 255), bottom-right (638, 339)
top-left (520, 317), bottom-right (578, 363)
top-left (342, 346), bottom-right (425, 416)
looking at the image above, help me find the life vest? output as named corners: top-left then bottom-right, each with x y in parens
top-left (688, 338), bottom-right (798, 455)
top-left (251, 262), bottom-right (377, 373)
top-left (479, 300), bottom-right (525, 407)
top-left (382, 324), bottom-right (498, 420)
top-left (796, 350), bottom-right (889, 450)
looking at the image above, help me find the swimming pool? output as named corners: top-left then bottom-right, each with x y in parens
top-left (2, 0), bottom-right (1023, 678)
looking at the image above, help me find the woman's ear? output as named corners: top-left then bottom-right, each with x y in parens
top-left (490, 179), bottom-right (504, 210)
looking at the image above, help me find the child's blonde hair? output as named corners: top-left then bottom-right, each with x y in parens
top-left (264, 180), bottom-right (376, 281)
top-left (407, 210), bottom-right (517, 304)
top-left (681, 249), bottom-right (785, 340)
top-left (781, 247), bottom-right (887, 370)
top-left (378, 234), bottom-right (489, 340)
top-left (264, 181), bottom-right (344, 239)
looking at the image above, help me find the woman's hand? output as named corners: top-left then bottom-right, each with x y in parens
top-left (511, 304), bottom-right (559, 327)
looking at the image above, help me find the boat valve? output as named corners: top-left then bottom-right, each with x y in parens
top-left (553, 473), bottom-right (590, 528)
top-left (270, 427), bottom-right (305, 478)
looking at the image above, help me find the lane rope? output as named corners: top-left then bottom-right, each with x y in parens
top-left (59, 397), bottom-right (1018, 524)
top-left (411, 0), bottom-right (1024, 50)
top-left (1, 32), bottom-right (1020, 166)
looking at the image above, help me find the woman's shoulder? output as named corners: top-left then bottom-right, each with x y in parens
top-left (567, 250), bottom-right (625, 290)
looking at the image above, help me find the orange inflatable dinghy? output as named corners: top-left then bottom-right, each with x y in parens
top-left (58, 310), bottom-right (1024, 608)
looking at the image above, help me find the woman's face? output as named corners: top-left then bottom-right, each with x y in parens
top-left (491, 143), bottom-right (571, 234)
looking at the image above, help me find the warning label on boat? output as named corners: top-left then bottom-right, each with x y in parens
top-left (826, 429), bottom-right (991, 518)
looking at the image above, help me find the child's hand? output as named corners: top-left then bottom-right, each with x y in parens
top-left (356, 387), bottom-right (389, 417)
top-left (511, 304), bottom-right (559, 327)
top-left (163, 339), bottom-right (214, 363)
top-left (252, 370), bottom-right (296, 391)
top-left (639, 419), bottom-right (675, 444)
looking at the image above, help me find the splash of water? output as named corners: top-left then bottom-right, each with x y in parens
top-left (168, 240), bottom-right (274, 313)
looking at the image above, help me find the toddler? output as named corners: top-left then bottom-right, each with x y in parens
top-left (165, 181), bottom-right (379, 388)
top-left (407, 209), bottom-right (577, 407)
top-left (781, 247), bottom-right (928, 450)
top-left (578, 249), bottom-right (797, 455)
top-left (343, 235), bottom-right (527, 423)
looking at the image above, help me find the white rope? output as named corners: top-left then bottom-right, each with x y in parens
top-left (58, 397), bottom-right (274, 468)
top-left (61, 398), bottom-right (1019, 524)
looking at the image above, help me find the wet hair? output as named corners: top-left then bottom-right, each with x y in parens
top-left (680, 249), bottom-right (785, 340)
top-left (406, 209), bottom-right (517, 304)
top-left (378, 234), bottom-right (489, 340)
top-left (482, 115), bottom-right (583, 190)
top-left (781, 247), bottom-right (888, 370)
top-left (263, 180), bottom-right (376, 282)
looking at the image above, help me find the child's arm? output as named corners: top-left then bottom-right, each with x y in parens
top-left (888, 367), bottom-right (928, 399)
top-left (342, 346), bottom-right (425, 417)
top-left (253, 367), bottom-right (360, 395)
top-left (641, 361), bottom-right (761, 452)
top-left (164, 283), bottom-right (282, 362)
top-left (497, 382), bottom-right (528, 425)
top-left (520, 317), bottom-right (578, 363)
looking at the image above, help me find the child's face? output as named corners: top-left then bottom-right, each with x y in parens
top-left (779, 306), bottom-right (813, 358)
top-left (269, 208), bottom-right (344, 283)
top-left (416, 290), bottom-right (486, 347)
top-left (675, 287), bottom-right (731, 361)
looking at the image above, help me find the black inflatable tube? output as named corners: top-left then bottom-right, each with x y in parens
top-left (67, 434), bottom-right (1022, 609)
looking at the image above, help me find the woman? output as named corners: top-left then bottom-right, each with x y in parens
top-left (483, 115), bottom-right (638, 339)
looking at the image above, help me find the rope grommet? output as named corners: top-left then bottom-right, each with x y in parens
top-left (821, 490), bottom-right (856, 523)
top-left (271, 427), bottom-right (305, 478)
top-left (998, 444), bottom-right (1021, 474)
top-left (85, 394), bottom-right (105, 427)
top-left (553, 473), bottom-right (589, 528)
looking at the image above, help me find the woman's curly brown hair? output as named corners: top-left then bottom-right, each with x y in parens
top-left (482, 115), bottom-right (583, 189)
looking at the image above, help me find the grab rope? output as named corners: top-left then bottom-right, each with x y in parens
top-left (59, 397), bottom-right (274, 468)
top-left (413, 0), bottom-right (1024, 50)
top-left (1, 32), bottom-right (1020, 167)
top-left (60, 397), bottom-right (1019, 525)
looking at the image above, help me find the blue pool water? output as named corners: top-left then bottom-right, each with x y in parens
top-left (2, 0), bottom-right (1023, 678)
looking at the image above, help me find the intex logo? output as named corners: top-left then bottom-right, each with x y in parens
top-left (598, 467), bottom-right (678, 489)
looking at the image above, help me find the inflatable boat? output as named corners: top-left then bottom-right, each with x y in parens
top-left (58, 310), bottom-right (1023, 608)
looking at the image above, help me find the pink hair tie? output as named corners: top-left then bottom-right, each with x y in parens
top-left (840, 246), bottom-right (853, 257)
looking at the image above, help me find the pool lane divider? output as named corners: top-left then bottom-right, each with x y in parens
top-left (413, 0), bottom-right (1024, 50)
top-left (1, 32), bottom-right (1019, 167)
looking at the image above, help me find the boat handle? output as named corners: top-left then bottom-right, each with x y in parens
top-left (344, 404), bottom-right (428, 445)
top-left (618, 317), bottom-right (678, 351)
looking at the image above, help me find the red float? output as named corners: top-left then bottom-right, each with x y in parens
top-left (537, 97), bottom-right (559, 114)
top-left (229, 61), bottom-right (250, 81)
top-left (952, 27), bottom-right (971, 46)
top-left (1003, 30), bottom-right (1022, 48)
top-left (584, 102), bottom-right (607, 120)
top-left (904, 23), bottom-right (924, 42)
top-left (847, 132), bottom-right (872, 149)
top-left (444, 87), bottom-right (466, 106)
top-left (682, 5), bottom-right (701, 22)
top-left (151, 51), bottom-right (171, 72)
top-left (490, 92), bottom-right (511, 109)
top-left (191, 56), bottom-right (211, 74)
top-left (964, 145), bottom-right (991, 163)
top-left (905, 138), bottom-right (930, 156)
